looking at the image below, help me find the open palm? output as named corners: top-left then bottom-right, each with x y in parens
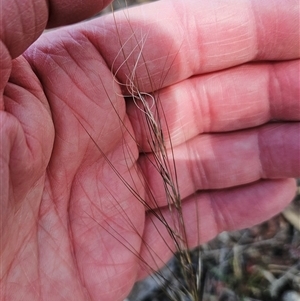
top-left (1, 1), bottom-right (299, 301)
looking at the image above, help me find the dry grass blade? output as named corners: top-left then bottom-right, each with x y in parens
top-left (109, 4), bottom-right (202, 300)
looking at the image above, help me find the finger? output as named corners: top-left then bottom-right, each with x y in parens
top-left (46, 0), bottom-right (112, 28)
top-left (137, 178), bottom-right (296, 279)
top-left (139, 123), bottom-right (300, 208)
top-left (90, 0), bottom-right (299, 90)
top-left (128, 60), bottom-right (300, 148)
top-left (0, 0), bottom-right (111, 59)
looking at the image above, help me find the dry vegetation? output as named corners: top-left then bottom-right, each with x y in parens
top-left (98, 1), bottom-right (300, 300)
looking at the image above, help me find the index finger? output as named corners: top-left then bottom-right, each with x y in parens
top-left (88, 0), bottom-right (299, 90)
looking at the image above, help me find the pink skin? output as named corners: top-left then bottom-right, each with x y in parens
top-left (0, 0), bottom-right (299, 300)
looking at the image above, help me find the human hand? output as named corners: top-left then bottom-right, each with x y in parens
top-left (1, 0), bottom-right (299, 301)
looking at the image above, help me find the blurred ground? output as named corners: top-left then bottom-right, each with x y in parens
top-left (99, 1), bottom-right (300, 300)
top-left (126, 183), bottom-right (300, 301)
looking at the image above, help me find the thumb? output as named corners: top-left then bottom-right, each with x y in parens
top-left (0, 0), bottom-right (112, 60)
top-left (0, 0), bottom-right (112, 109)
top-left (0, 0), bottom-right (47, 60)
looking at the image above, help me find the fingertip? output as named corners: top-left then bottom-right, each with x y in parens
top-left (46, 0), bottom-right (113, 28)
top-left (215, 178), bottom-right (297, 232)
top-left (0, 0), bottom-right (48, 59)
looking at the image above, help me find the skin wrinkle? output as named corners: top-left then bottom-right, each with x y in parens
top-left (58, 33), bottom-right (107, 103)
top-left (5, 225), bottom-right (37, 286)
top-left (38, 220), bottom-right (62, 260)
top-left (1, 1), bottom-right (298, 299)
top-left (35, 40), bottom-right (125, 162)
top-left (188, 134), bottom-right (203, 195)
top-left (189, 79), bottom-right (205, 135)
top-left (19, 247), bottom-right (38, 295)
top-left (200, 66), bottom-right (271, 131)
top-left (39, 228), bottom-right (64, 268)
top-left (98, 215), bottom-right (139, 266)
top-left (175, 0), bottom-right (198, 75)
top-left (225, 71), bottom-right (258, 122)
top-left (199, 79), bottom-right (212, 133)
top-left (203, 0), bottom-right (256, 66)
top-left (230, 75), bottom-right (242, 113)
top-left (268, 63), bottom-right (278, 119)
top-left (46, 160), bottom-right (74, 209)
top-left (191, 138), bottom-right (211, 190)
top-left (0, 46), bottom-right (11, 105)
top-left (18, 1), bottom-right (36, 39)
top-left (50, 104), bottom-right (93, 188)
top-left (7, 100), bottom-right (44, 165)
top-left (36, 250), bottom-right (42, 301)
top-left (80, 228), bottom-right (133, 298)
top-left (27, 51), bottom-right (63, 95)
top-left (252, 0), bottom-right (299, 59)
top-left (6, 125), bottom-right (40, 202)
top-left (257, 125), bottom-right (278, 179)
top-left (142, 2), bottom-right (185, 80)
top-left (38, 215), bottom-right (82, 300)
top-left (2, 0), bottom-right (47, 58)
top-left (82, 24), bottom-right (122, 77)
top-left (71, 164), bottom-right (142, 255)
top-left (249, 0), bottom-right (265, 59)
top-left (276, 66), bottom-right (288, 118)
top-left (272, 0), bottom-right (279, 55)
top-left (204, 76), bottom-right (221, 132)
top-left (67, 243), bottom-right (89, 301)
top-left (274, 62), bottom-right (298, 119)
top-left (214, 3), bottom-right (239, 62)
top-left (209, 191), bottom-right (232, 235)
